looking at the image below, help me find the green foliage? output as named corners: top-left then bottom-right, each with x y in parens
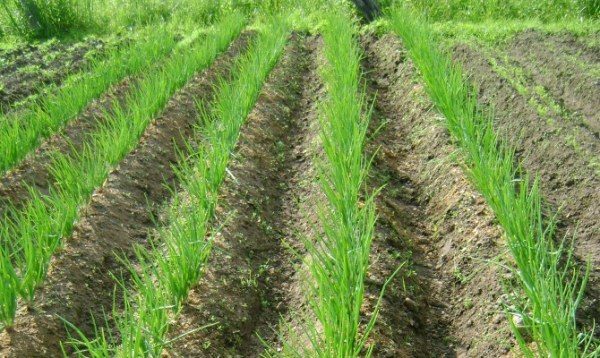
top-left (0, 27), bottom-right (177, 175)
top-left (310, 10), bottom-right (376, 356)
top-left (388, 7), bottom-right (598, 357)
top-left (398, 0), bottom-right (599, 21)
top-left (0, 0), bottom-right (248, 40)
top-left (65, 13), bottom-right (288, 356)
top-left (278, 8), bottom-right (394, 357)
top-left (430, 19), bottom-right (600, 45)
top-left (580, 0), bottom-right (600, 17)
top-left (0, 0), bottom-right (96, 39)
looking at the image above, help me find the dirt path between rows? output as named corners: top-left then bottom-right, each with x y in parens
top-left (166, 34), bottom-right (323, 357)
top-left (0, 33), bottom-right (251, 357)
top-left (452, 43), bottom-right (600, 329)
top-left (362, 34), bottom-right (514, 357)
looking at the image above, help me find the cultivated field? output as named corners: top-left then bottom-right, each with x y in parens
top-left (0, 0), bottom-right (598, 357)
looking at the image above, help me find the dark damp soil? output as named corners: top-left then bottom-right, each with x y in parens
top-left (0, 38), bottom-right (109, 112)
top-left (0, 33), bottom-right (251, 358)
top-left (451, 38), bottom-right (600, 336)
top-left (361, 34), bottom-right (513, 357)
top-left (166, 34), bottom-right (320, 357)
top-left (504, 30), bottom-right (600, 136)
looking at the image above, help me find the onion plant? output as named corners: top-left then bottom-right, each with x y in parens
top-left (0, 12), bottom-right (246, 330)
top-left (388, 7), bottom-right (598, 357)
top-left (0, 25), bottom-right (178, 175)
top-left (64, 15), bottom-right (289, 356)
top-left (290, 9), bottom-right (386, 357)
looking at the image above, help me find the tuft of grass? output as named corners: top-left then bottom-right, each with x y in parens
top-left (399, 0), bottom-right (599, 22)
top-left (388, 7), bottom-right (598, 357)
top-left (430, 19), bottom-right (600, 46)
top-left (64, 15), bottom-right (290, 356)
top-left (0, 12), bottom-right (245, 330)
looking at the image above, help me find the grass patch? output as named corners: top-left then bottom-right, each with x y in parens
top-left (399, 0), bottom-right (598, 22)
top-left (431, 19), bottom-right (600, 46)
top-left (0, 0), bottom-right (96, 39)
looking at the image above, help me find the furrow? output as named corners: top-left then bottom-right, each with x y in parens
top-left (166, 33), bottom-right (317, 357)
top-left (451, 42), bottom-right (600, 327)
top-left (361, 34), bottom-right (512, 357)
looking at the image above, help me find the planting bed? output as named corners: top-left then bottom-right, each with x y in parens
top-left (0, 31), bottom-right (251, 357)
top-left (0, 38), bottom-right (109, 111)
top-left (0, 22), bottom-right (598, 357)
top-left (450, 31), bottom-right (600, 330)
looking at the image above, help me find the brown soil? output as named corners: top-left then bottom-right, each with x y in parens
top-left (525, 31), bottom-right (600, 66)
top-left (0, 39), bottom-right (107, 111)
top-left (451, 40), bottom-right (600, 333)
top-left (1, 29), bottom-right (596, 357)
top-left (166, 33), bottom-right (322, 357)
top-left (0, 33), bottom-right (251, 357)
top-left (169, 32), bottom-right (518, 358)
top-left (505, 30), bottom-right (600, 135)
top-left (361, 34), bottom-right (513, 357)
top-left (0, 33), bottom-right (177, 218)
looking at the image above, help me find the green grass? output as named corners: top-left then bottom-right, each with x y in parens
top-left (399, 0), bottom-right (598, 22)
top-left (430, 19), bottom-right (600, 46)
top-left (0, 0), bottom-right (298, 41)
top-left (0, 0), bottom-right (221, 40)
top-left (0, 25), bottom-right (179, 175)
top-left (0, 12), bottom-right (245, 330)
top-left (0, 0), bottom-right (96, 39)
top-left (388, 7), bottom-right (598, 357)
top-left (64, 15), bottom-right (289, 356)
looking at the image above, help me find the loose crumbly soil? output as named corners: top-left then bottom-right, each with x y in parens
top-left (170, 32), bottom-right (517, 358)
top-left (0, 38), bottom-right (108, 111)
top-left (0, 33), bottom-right (251, 357)
top-left (451, 37), bottom-right (600, 333)
top-left (504, 30), bottom-right (600, 135)
top-left (166, 33), bottom-right (322, 357)
top-left (361, 34), bottom-right (513, 357)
